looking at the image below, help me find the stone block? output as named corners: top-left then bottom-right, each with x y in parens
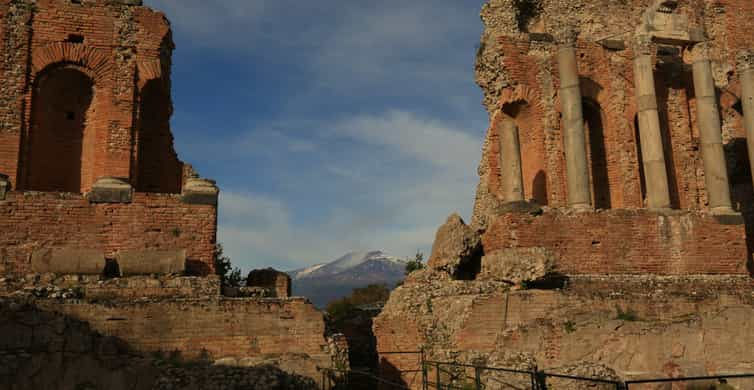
top-left (116, 249), bottom-right (186, 275)
top-left (478, 247), bottom-right (556, 284)
top-left (87, 177), bottom-right (132, 204)
top-left (31, 248), bottom-right (105, 274)
top-left (246, 268), bottom-right (291, 298)
top-left (428, 213), bottom-right (482, 276)
top-left (181, 177), bottom-right (219, 205)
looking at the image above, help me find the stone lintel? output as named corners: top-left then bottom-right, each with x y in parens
top-left (87, 177), bottom-right (132, 204)
top-left (181, 177), bottom-right (219, 206)
top-left (599, 39), bottom-right (626, 51)
top-left (116, 249), bottom-right (186, 276)
top-left (31, 248), bottom-right (106, 274)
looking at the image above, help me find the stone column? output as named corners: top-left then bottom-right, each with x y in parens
top-left (556, 27), bottom-right (592, 209)
top-left (499, 116), bottom-right (525, 202)
top-left (632, 34), bottom-right (672, 209)
top-left (739, 51), bottom-right (754, 191)
top-left (692, 43), bottom-right (733, 214)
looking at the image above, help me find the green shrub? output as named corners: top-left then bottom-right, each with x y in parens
top-left (615, 305), bottom-right (640, 321)
top-left (405, 251), bottom-right (425, 275)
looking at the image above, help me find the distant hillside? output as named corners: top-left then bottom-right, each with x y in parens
top-left (289, 251), bottom-right (406, 308)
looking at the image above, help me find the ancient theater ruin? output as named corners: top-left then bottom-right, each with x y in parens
top-left (0, 1), bottom-right (345, 389)
top-left (375, 0), bottom-right (754, 388)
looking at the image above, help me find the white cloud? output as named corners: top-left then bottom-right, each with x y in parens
top-left (216, 110), bottom-right (481, 272)
top-left (333, 110), bottom-right (480, 171)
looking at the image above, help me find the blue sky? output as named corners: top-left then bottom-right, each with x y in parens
top-left (145, 0), bottom-right (489, 271)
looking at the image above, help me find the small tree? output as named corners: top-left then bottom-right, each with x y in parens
top-left (214, 243), bottom-right (242, 287)
top-left (405, 250), bottom-right (425, 275)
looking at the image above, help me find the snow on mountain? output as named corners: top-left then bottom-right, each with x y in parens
top-left (288, 251), bottom-right (407, 308)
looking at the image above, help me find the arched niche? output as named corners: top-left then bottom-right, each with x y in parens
top-left (26, 65), bottom-right (95, 193)
top-left (501, 100), bottom-right (548, 205)
top-left (136, 78), bottom-right (182, 193)
top-left (583, 98), bottom-right (611, 209)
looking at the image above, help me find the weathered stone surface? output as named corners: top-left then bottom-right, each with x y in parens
top-left (115, 250), bottom-right (186, 276)
top-left (427, 213), bottom-right (481, 276)
top-left (246, 268), bottom-right (291, 298)
top-left (0, 174), bottom-right (8, 201)
top-left (87, 177), bottom-right (133, 204)
top-left (30, 248), bottom-right (105, 275)
top-left (478, 247), bottom-right (556, 284)
top-left (181, 177), bottom-right (219, 205)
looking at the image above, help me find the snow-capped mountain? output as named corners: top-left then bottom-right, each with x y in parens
top-left (289, 251), bottom-right (407, 308)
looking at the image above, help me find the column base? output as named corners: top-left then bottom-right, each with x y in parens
top-left (570, 203), bottom-right (593, 212)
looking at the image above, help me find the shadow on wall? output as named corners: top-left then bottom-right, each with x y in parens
top-left (725, 137), bottom-right (754, 277)
top-left (0, 299), bottom-right (318, 390)
top-left (377, 358), bottom-right (412, 390)
top-left (532, 170), bottom-right (548, 205)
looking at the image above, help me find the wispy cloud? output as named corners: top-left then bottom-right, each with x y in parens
top-left (144, 1), bottom-right (488, 271)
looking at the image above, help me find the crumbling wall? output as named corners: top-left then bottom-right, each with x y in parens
top-left (247, 268), bottom-right (292, 298)
top-left (375, 271), bottom-right (754, 389)
top-left (0, 297), bottom-right (321, 390)
top-left (0, 0), bottom-right (184, 194)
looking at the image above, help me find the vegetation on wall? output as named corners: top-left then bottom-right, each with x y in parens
top-left (214, 243), bottom-right (242, 287)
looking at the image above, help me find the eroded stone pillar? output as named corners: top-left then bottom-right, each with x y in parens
top-left (692, 43), bottom-right (733, 214)
top-left (556, 27), bottom-right (592, 209)
top-left (632, 35), bottom-right (672, 209)
top-left (499, 116), bottom-right (525, 202)
top-left (739, 51), bottom-right (754, 191)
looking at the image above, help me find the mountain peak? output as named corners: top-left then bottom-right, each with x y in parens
top-left (289, 250), bottom-right (408, 308)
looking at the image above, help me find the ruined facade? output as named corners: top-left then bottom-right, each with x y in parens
top-left (0, 2), bottom-right (344, 388)
top-left (375, 0), bottom-right (754, 388)
top-left (0, 0), bottom-right (219, 277)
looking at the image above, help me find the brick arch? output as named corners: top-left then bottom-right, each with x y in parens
top-left (24, 64), bottom-right (97, 193)
top-left (31, 43), bottom-right (112, 84)
top-left (137, 58), bottom-right (163, 89)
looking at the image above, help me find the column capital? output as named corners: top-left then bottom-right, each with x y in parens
top-left (737, 50), bottom-right (754, 72)
top-left (632, 34), bottom-right (653, 56)
top-left (553, 25), bottom-right (578, 47)
top-left (690, 42), bottom-right (712, 63)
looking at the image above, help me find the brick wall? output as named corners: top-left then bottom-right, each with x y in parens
top-left (0, 191), bottom-right (217, 276)
top-left (482, 209), bottom-right (749, 275)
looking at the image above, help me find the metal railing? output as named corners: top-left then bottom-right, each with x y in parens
top-left (423, 360), bottom-right (622, 390)
top-left (320, 351), bottom-right (754, 390)
top-left (624, 373), bottom-right (754, 389)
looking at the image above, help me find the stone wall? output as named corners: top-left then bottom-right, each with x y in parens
top-left (0, 297), bottom-right (322, 390)
top-left (0, 191), bottom-right (217, 276)
top-left (374, 271), bottom-right (754, 389)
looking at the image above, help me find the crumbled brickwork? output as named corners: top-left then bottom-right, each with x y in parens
top-left (0, 0), bottom-right (217, 275)
top-left (377, 1), bottom-right (754, 388)
top-left (0, 0), bottom-right (183, 193)
top-left (375, 272), bottom-right (754, 389)
top-left (472, 0), bottom-right (754, 226)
